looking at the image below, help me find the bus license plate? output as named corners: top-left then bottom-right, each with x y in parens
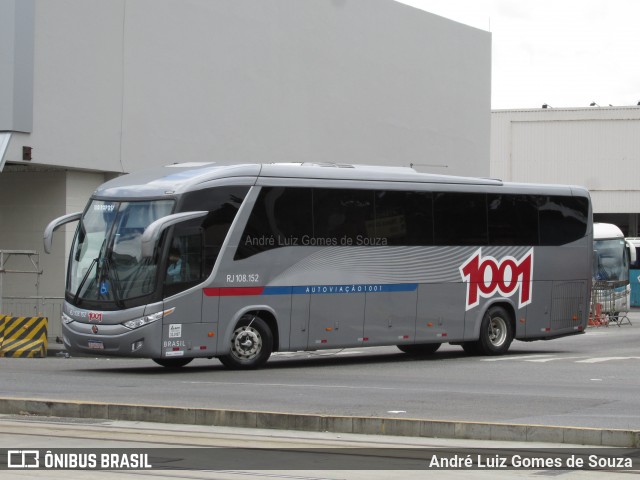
top-left (88, 340), bottom-right (104, 350)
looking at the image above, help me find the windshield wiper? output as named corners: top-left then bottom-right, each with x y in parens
top-left (74, 235), bottom-right (109, 306)
top-left (101, 253), bottom-right (125, 309)
top-left (73, 257), bottom-right (97, 306)
top-left (73, 236), bottom-right (124, 308)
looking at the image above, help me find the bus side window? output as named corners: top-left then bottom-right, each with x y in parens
top-left (374, 190), bottom-right (433, 245)
top-left (539, 196), bottom-right (588, 245)
top-left (162, 228), bottom-right (204, 297)
top-left (236, 187), bottom-right (313, 260)
top-left (488, 194), bottom-right (538, 246)
top-left (166, 246), bottom-right (184, 283)
top-left (434, 192), bottom-right (488, 246)
top-left (180, 186), bottom-right (249, 270)
top-left (313, 189), bottom-right (374, 244)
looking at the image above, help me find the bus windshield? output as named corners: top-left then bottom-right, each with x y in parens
top-left (593, 238), bottom-right (629, 283)
top-left (67, 199), bottom-right (175, 309)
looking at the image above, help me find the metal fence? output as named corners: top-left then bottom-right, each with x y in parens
top-left (551, 281), bottom-right (587, 330)
top-left (590, 281), bottom-right (631, 327)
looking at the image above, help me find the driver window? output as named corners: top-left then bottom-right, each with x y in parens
top-left (166, 246), bottom-right (184, 284)
top-left (163, 231), bottom-right (203, 296)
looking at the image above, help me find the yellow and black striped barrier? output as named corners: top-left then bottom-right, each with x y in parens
top-left (0, 315), bottom-right (48, 358)
top-left (0, 314), bottom-right (5, 349)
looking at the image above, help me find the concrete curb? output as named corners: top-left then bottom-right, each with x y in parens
top-left (0, 397), bottom-right (638, 447)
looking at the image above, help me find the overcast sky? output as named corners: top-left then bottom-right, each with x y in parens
top-left (396, 0), bottom-right (640, 110)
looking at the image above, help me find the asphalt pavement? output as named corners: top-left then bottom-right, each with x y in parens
top-left (1, 310), bottom-right (639, 448)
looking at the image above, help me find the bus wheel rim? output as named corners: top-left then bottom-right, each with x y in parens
top-left (488, 316), bottom-right (507, 347)
top-left (231, 326), bottom-right (262, 360)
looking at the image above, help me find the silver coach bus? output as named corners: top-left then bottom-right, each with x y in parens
top-left (44, 162), bottom-right (593, 369)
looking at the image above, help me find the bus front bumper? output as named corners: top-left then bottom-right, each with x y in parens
top-left (61, 320), bottom-right (163, 358)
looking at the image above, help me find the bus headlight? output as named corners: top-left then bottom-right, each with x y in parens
top-left (62, 312), bottom-right (74, 324)
top-left (123, 308), bottom-right (175, 330)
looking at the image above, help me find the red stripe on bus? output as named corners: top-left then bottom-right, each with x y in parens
top-left (203, 287), bottom-right (265, 297)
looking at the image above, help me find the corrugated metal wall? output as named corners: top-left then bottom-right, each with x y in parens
top-left (491, 107), bottom-right (640, 214)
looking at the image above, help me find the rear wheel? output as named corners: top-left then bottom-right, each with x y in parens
top-left (397, 343), bottom-right (441, 356)
top-left (218, 315), bottom-right (273, 370)
top-left (152, 357), bottom-right (193, 368)
top-left (477, 305), bottom-right (513, 355)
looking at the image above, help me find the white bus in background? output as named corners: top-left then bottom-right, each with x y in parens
top-left (592, 223), bottom-right (636, 316)
top-left (44, 162), bottom-right (594, 369)
top-left (627, 237), bottom-right (640, 307)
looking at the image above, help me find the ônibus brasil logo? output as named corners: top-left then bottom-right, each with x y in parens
top-left (459, 248), bottom-right (534, 311)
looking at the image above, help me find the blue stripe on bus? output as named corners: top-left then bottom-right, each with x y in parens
top-left (262, 283), bottom-right (418, 295)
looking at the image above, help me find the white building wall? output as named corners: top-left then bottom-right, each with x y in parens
top-left (491, 107), bottom-right (640, 215)
top-left (0, 170), bottom-right (65, 300)
top-left (0, 0), bottom-right (34, 132)
top-left (8, 0), bottom-right (124, 171)
top-left (0, 170), bottom-right (105, 299)
top-left (3, 0), bottom-right (490, 177)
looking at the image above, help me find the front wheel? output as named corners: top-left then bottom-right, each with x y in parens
top-left (218, 315), bottom-right (273, 370)
top-left (477, 306), bottom-right (513, 355)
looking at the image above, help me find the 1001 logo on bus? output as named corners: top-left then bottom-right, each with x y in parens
top-left (459, 248), bottom-right (534, 311)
